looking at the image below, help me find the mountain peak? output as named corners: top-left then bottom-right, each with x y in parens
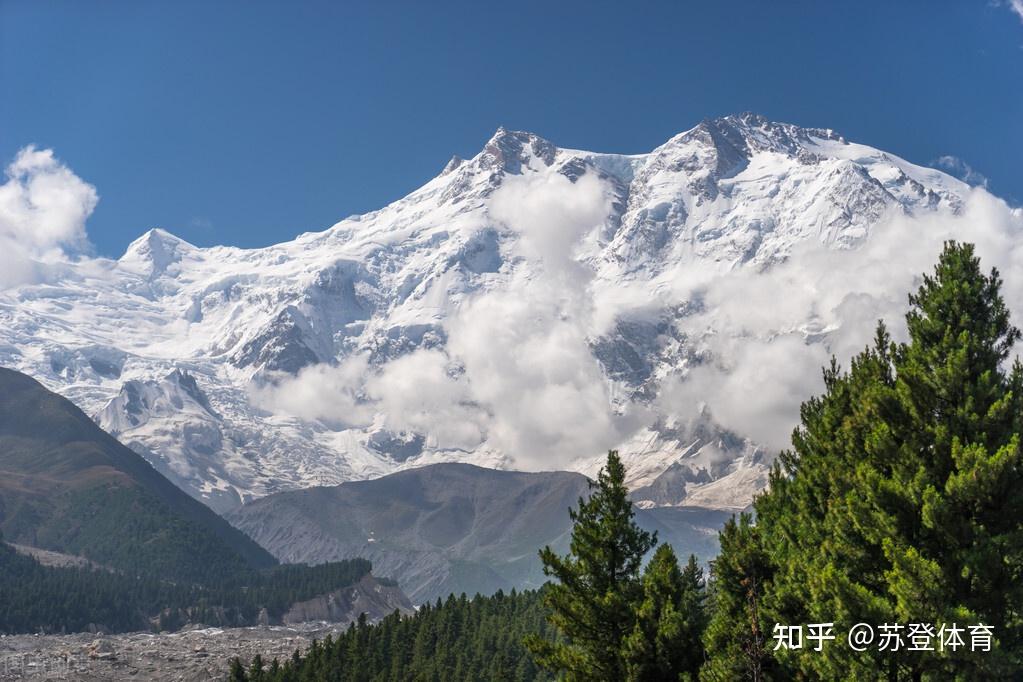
top-left (120, 227), bottom-right (196, 276)
top-left (128, 227), bottom-right (191, 248)
top-left (441, 155), bottom-right (464, 175)
top-left (720, 111), bottom-right (770, 128)
top-left (1, 115), bottom-right (975, 518)
top-left (478, 127), bottom-right (557, 174)
top-left (653, 112), bottom-right (846, 172)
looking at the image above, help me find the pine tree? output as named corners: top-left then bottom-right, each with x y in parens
top-left (623, 545), bottom-right (707, 681)
top-left (712, 241), bottom-right (1023, 679)
top-left (526, 450), bottom-right (656, 681)
top-left (700, 514), bottom-right (777, 681)
top-left (248, 654), bottom-right (265, 681)
top-left (753, 329), bottom-right (903, 679)
top-left (882, 241), bottom-right (1023, 675)
top-left (678, 554), bottom-right (710, 676)
top-left (228, 657), bottom-right (249, 682)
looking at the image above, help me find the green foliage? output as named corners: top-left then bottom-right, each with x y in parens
top-left (0, 536), bottom-right (151, 633)
top-left (700, 514), bottom-right (778, 681)
top-left (245, 452), bottom-right (710, 682)
top-left (234, 588), bottom-right (557, 682)
top-left (527, 450), bottom-right (657, 680)
top-left (623, 545), bottom-right (708, 681)
top-left (0, 367), bottom-right (276, 583)
top-left (26, 484), bottom-right (255, 585)
top-left (230, 657), bottom-right (249, 682)
top-left (706, 241), bottom-right (1023, 679)
top-left (0, 538), bottom-right (372, 634)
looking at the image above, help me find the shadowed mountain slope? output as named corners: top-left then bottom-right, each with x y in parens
top-left (229, 462), bottom-right (731, 602)
top-left (0, 367), bottom-right (275, 583)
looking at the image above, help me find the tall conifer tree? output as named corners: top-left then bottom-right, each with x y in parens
top-left (624, 545), bottom-right (708, 681)
top-left (700, 514), bottom-right (777, 681)
top-left (527, 450), bottom-right (656, 680)
top-left (707, 242), bottom-right (1023, 679)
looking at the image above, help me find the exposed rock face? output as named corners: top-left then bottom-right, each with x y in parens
top-left (281, 575), bottom-right (413, 625)
top-left (7, 543), bottom-right (105, 571)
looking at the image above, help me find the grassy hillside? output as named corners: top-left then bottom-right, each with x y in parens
top-left (0, 367), bottom-right (275, 583)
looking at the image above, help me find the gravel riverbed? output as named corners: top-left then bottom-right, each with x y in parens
top-left (0, 623), bottom-right (347, 681)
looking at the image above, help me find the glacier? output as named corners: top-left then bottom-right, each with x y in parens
top-left (0, 113), bottom-right (974, 513)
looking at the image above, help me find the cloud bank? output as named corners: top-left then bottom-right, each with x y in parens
top-left (0, 146), bottom-right (98, 288)
top-left (255, 175), bottom-right (1023, 469)
top-left (4, 145), bottom-right (1019, 475)
top-left (254, 173), bottom-right (646, 465)
top-left (657, 190), bottom-right (1023, 451)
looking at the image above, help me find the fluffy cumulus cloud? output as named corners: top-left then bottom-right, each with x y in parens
top-left (0, 146), bottom-right (98, 288)
top-left (251, 172), bottom-right (645, 466)
top-left (249, 354), bottom-right (373, 430)
top-left (449, 172), bottom-right (644, 466)
top-left (445, 280), bottom-right (636, 467)
top-left (365, 349), bottom-right (486, 452)
top-left (489, 171), bottom-right (607, 284)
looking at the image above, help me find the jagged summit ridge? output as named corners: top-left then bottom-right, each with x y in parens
top-left (0, 114), bottom-right (972, 512)
top-left (478, 126), bottom-right (558, 174)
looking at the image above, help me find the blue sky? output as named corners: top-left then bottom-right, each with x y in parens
top-left (2, 0), bottom-right (1022, 257)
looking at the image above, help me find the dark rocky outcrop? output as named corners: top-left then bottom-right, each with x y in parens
top-left (281, 574), bottom-right (412, 625)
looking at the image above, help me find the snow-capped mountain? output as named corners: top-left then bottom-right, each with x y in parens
top-left (0, 113), bottom-right (972, 513)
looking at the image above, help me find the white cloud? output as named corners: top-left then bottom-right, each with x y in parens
top-left (247, 172), bottom-right (1023, 468)
top-left (368, 172), bottom-right (647, 467)
top-left (1009, 0), bottom-right (1023, 22)
top-left (446, 282), bottom-right (643, 468)
top-left (0, 146), bottom-right (98, 288)
top-left (249, 354), bottom-right (374, 430)
top-left (365, 349), bottom-right (486, 451)
top-left (489, 171), bottom-right (607, 287)
top-left (654, 189), bottom-right (1023, 452)
top-left (375, 172), bottom-right (647, 467)
top-left (658, 335), bottom-right (830, 452)
top-left (442, 172), bottom-right (648, 467)
top-left (931, 155), bottom-right (989, 188)
top-left (248, 171), bottom-right (648, 468)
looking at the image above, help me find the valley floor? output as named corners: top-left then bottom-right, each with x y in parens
top-left (0, 622), bottom-right (344, 681)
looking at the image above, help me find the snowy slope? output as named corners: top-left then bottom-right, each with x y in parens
top-left (0, 113), bottom-right (970, 512)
